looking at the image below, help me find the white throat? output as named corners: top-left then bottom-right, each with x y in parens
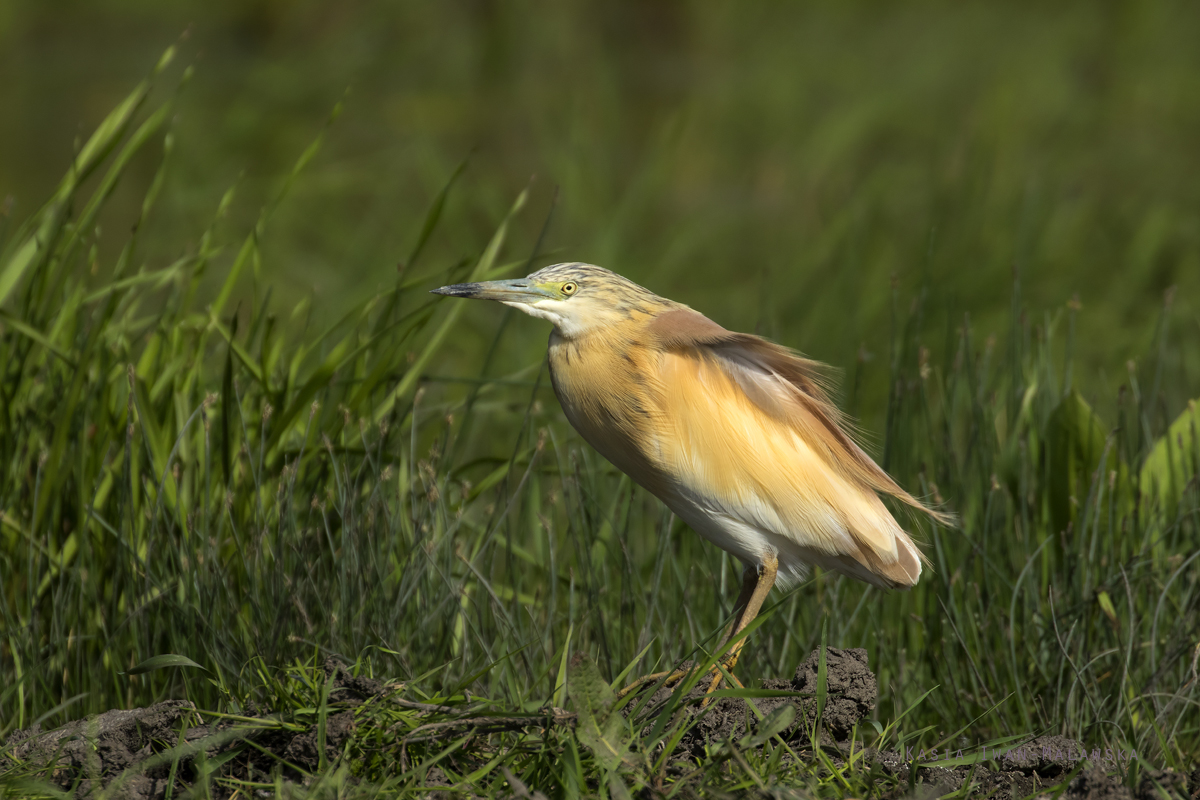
top-left (502, 299), bottom-right (588, 338)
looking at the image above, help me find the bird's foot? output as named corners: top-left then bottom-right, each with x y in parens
top-left (616, 657), bottom-right (744, 702)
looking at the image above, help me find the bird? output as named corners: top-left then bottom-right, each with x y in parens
top-left (432, 263), bottom-right (950, 696)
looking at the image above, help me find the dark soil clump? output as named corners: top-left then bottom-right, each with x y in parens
top-left (622, 648), bottom-right (1187, 799)
top-left (3, 700), bottom-right (198, 800)
top-left (3, 651), bottom-right (1191, 798)
top-left (628, 647), bottom-right (878, 756)
top-left (871, 734), bottom-right (1192, 800)
top-left (0, 659), bottom-right (383, 799)
top-left (765, 646), bottom-right (877, 741)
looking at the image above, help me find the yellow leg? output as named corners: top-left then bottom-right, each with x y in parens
top-left (618, 553), bottom-right (778, 701)
top-left (703, 553), bottom-right (778, 697)
top-left (719, 564), bottom-right (761, 649)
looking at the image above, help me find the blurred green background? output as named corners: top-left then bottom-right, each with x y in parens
top-left (3, 5), bottom-right (1200, 776)
top-left (2, 0), bottom-right (1198, 423)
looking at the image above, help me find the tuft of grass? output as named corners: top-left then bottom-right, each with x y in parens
top-left (1, 51), bottom-right (1198, 796)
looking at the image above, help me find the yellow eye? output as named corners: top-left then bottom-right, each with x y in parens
top-left (562, 282), bottom-right (578, 296)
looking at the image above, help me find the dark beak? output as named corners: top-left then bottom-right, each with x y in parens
top-left (431, 279), bottom-right (556, 303)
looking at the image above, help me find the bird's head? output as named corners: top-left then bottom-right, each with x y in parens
top-left (432, 262), bottom-right (668, 338)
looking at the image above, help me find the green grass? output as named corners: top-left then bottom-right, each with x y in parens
top-left (1, 46), bottom-right (1198, 798)
top-left (4, 2), bottom-right (1200, 391)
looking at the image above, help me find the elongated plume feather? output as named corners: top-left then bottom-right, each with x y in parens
top-left (647, 308), bottom-right (954, 528)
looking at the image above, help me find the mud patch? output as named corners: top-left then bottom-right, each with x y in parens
top-left (3, 651), bottom-right (1193, 799)
top-left (623, 649), bottom-right (1191, 799)
top-left (3, 700), bottom-right (197, 800)
top-left (627, 647), bottom-right (877, 755)
top-left (871, 736), bottom-right (1194, 800)
top-left (1, 659), bottom-right (380, 799)
top-left (873, 735), bottom-right (1082, 799)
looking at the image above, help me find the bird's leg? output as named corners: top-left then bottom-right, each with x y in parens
top-left (717, 564), bottom-right (761, 650)
top-left (703, 553), bottom-right (779, 697)
top-left (615, 565), bottom-right (758, 700)
top-left (617, 554), bottom-right (779, 701)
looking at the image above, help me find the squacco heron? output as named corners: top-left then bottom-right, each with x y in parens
top-left (433, 263), bottom-right (949, 695)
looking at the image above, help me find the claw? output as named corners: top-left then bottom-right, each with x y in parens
top-left (619, 554), bottom-right (775, 705)
top-left (616, 655), bottom-right (745, 705)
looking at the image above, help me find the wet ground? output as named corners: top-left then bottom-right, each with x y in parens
top-left (622, 648), bottom-right (1196, 800)
top-left (0, 660), bottom-right (375, 800)
top-left (2, 652), bottom-right (1194, 799)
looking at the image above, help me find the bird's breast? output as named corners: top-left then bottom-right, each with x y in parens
top-left (547, 333), bottom-right (670, 496)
